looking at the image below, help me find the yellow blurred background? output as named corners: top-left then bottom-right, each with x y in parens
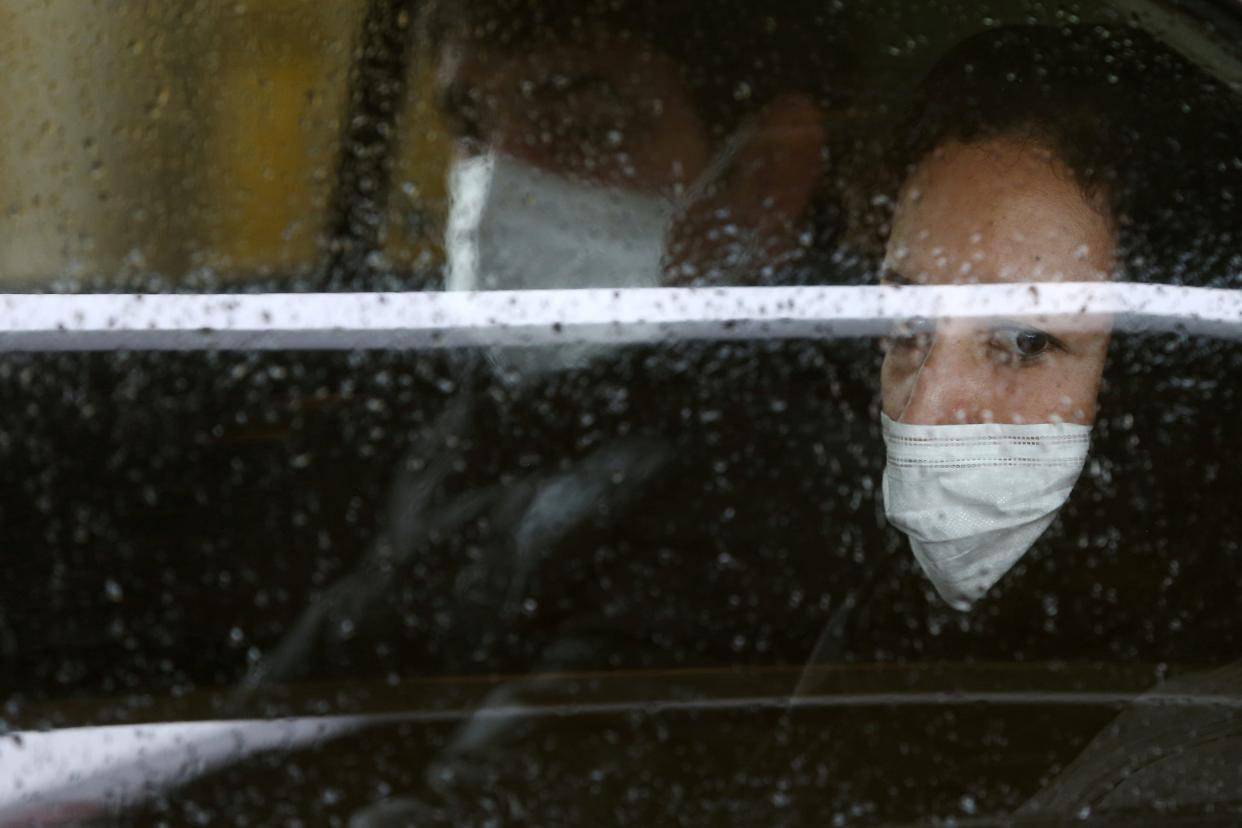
top-left (0, 0), bottom-right (451, 288)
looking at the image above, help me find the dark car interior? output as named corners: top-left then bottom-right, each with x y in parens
top-left (3, 0), bottom-right (1242, 824)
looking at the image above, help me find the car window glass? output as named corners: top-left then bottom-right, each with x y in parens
top-left (3, 2), bottom-right (1242, 825)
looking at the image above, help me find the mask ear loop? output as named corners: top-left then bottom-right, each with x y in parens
top-left (893, 319), bottom-right (939, 424)
top-left (668, 123), bottom-right (773, 285)
top-left (676, 123), bottom-right (756, 208)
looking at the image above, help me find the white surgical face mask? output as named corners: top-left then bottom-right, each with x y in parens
top-left (444, 132), bottom-right (749, 376)
top-left (446, 153), bottom-right (674, 294)
top-left (881, 413), bottom-right (1091, 611)
top-left (445, 153), bottom-right (674, 375)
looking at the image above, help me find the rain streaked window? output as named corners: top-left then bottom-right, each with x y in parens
top-left (3, 1), bottom-right (1242, 825)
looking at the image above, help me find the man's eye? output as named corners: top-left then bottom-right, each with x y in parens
top-left (1015, 330), bottom-right (1050, 356)
top-left (991, 327), bottom-right (1059, 362)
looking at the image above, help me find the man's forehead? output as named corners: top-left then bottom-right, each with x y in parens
top-left (887, 145), bottom-right (1117, 284)
top-left (887, 222), bottom-right (1114, 285)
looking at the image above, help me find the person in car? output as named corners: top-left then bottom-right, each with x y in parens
top-left (868, 25), bottom-right (1230, 613)
top-left (783, 25), bottom-right (1242, 821)
top-left (245, 2), bottom-right (864, 823)
top-left (796, 20), bottom-right (1239, 675)
top-left (432, 0), bottom-right (857, 309)
top-left (246, 0), bottom-right (858, 681)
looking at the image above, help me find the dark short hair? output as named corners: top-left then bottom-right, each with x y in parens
top-left (889, 25), bottom-right (1242, 286)
top-left (420, 0), bottom-right (852, 141)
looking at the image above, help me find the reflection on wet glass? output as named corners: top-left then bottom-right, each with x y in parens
top-left (2, 0), bottom-right (1242, 825)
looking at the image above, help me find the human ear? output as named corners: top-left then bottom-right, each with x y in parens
top-left (721, 93), bottom-right (827, 236)
top-left (664, 93), bottom-right (827, 285)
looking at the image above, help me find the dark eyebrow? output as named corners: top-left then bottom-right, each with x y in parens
top-left (880, 268), bottom-right (914, 286)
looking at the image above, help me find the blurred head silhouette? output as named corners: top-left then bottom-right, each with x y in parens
top-left (426, 0), bottom-right (851, 302)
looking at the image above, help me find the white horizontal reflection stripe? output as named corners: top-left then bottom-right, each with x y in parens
top-left (5, 687), bottom-right (1242, 815)
top-left (0, 282), bottom-right (1239, 351)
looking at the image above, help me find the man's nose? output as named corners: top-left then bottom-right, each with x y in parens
top-left (897, 333), bottom-right (989, 425)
